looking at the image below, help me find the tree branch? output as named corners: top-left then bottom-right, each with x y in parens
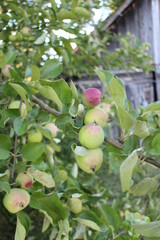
top-left (10, 134), bottom-right (18, 183)
top-left (32, 95), bottom-right (61, 116)
top-left (104, 137), bottom-right (160, 169)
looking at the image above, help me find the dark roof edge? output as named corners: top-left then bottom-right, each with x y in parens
top-left (102, 0), bottom-right (134, 30)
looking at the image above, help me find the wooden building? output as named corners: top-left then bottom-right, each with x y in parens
top-left (102, 0), bottom-right (160, 105)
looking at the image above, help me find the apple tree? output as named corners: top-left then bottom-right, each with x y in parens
top-left (0, 1), bottom-right (160, 240)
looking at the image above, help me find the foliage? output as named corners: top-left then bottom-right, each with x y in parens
top-left (0, 0), bottom-right (152, 79)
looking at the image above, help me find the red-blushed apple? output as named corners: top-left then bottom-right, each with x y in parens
top-left (82, 88), bottom-right (101, 107)
top-left (9, 100), bottom-right (27, 118)
top-left (16, 172), bottom-right (33, 189)
top-left (70, 198), bottom-right (82, 214)
top-left (28, 130), bottom-right (43, 143)
top-left (2, 64), bottom-right (13, 78)
top-left (75, 148), bottom-right (103, 173)
top-left (84, 107), bottom-right (108, 128)
top-left (79, 123), bottom-right (104, 149)
top-left (44, 123), bottom-right (58, 138)
top-left (3, 188), bottom-right (30, 213)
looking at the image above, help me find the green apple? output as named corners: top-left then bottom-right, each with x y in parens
top-left (55, 170), bottom-right (68, 182)
top-left (44, 123), bottom-right (58, 138)
top-left (28, 130), bottom-right (43, 143)
top-left (70, 198), bottom-right (82, 214)
top-left (75, 148), bottom-right (103, 173)
top-left (84, 107), bottom-right (108, 128)
top-left (3, 188), bottom-right (30, 213)
top-left (9, 100), bottom-right (27, 118)
top-left (79, 123), bottom-right (104, 149)
top-left (9, 34), bottom-right (17, 42)
top-left (21, 27), bottom-right (31, 37)
top-left (16, 172), bottom-right (33, 189)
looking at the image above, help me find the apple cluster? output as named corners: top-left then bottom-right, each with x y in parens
top-left (75, 88), bottom-right (108, 174)
top-left (3, 122), bottom-right (58, 214)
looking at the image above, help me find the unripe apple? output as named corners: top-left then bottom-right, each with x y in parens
top-left (9, 100), bottom-right (27, 118)
top-left (16, 32), bottom-right (23, 41)
top-left (28, 130), bottom-right (43, 143)
top-left (16, 172), bottom-right (33, 189)
top-left (99, 102), bottom-right (111, 113)
top-left (79, 123), bottom-right (104, 149)
top-left (2, 64), bottom-right (13, 78)
top-left (75, 148), bottom-right (103, 173)
top-left (44, 123), bottom-right (58, 138)
top-left (70, 198), bottom-right (82, 214)
top-left (55, 170), bottom-right (68, 182)
top-left (21, 27), bottom-right (31, 37)
top-left (82, 88), bottom-right (101, 107)
top-left (3, 188), bottom-right (30, 213)
top-left (84, 107), bottom-right (108, 128)
top-left (9, 34), bottom-right (17, 42)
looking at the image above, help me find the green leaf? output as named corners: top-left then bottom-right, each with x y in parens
top-left (98, 204), bottom-right (121, 231)
top-left (142, 101), bottom-right (160, 115)
top-left (30, 192), bottom-right (66, 222)
top-left (34, 33), bottom-right (47, 45)
top-left (40, 79), bottom-right (72, 106)
top-left (13, 117), bottom-right (29, 136)
top-left (73, 7), bottom-right (90, 18)
top-left (21, 143), bottom-right (45, 161)
top-left (72, 143), bottom-right (89, 156)
top-left (28, 168), bottom-right (55, 188)
top-left (57, 9), bottom-right (76, 20)
top-left (31, 65), bottom-right (40, 81)
top-left (70, 80), bottom-right (78, 101)
top-left (0, 148), bottom-right (10, 160)
top-left (76, 218), bottom-right (101, 231)
top-left (95, 70), bottom-right (126, 108)
top-left (37, 84), bottom-right (62, 110)
top-left (0, 134), bottom-right (12, 150)
top-left (0, 50), bottom-right (7, 68)
top-left (0, 182), bottom-right (11, 193)
top-left (78, 210), bottom-right (106, 232)
top-left (130, 177), bottom-right (158, 196)
top-left (69, 99), bottom-right (84, 117)
top-left (123, 135), bottom-right (139, 154)
top-left (15, 212), bottom-right (30, 240)
top-left (40, 59), bottom-right (63, 79)
top-left (9, 83), bottom-right (32, 111)
top-left (133, 221), bottom-right (160, 238)
top-left (120, 150), bottom-right (138, 192)
top-left (5, 51), bottom-right (17, 64)
top-left (133, 120), bottom-right (150, 139)
top-left (117, 106), bottom-right (133, 131)
top-left (55, 114), bottom-right (75, 131)
top-left (149, 133), bottom-right (160, 155)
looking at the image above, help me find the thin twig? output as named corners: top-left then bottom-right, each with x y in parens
top-left (32, 95), bottom-right (61, 116)
top-left (10, 134), bottom-right (18, 183)
top-left (104, 137), bottom-right (160, 169)
top-left (104, 137), bottom-right (123, 149)
top-left (10, 100), bottom-right (23, 183)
